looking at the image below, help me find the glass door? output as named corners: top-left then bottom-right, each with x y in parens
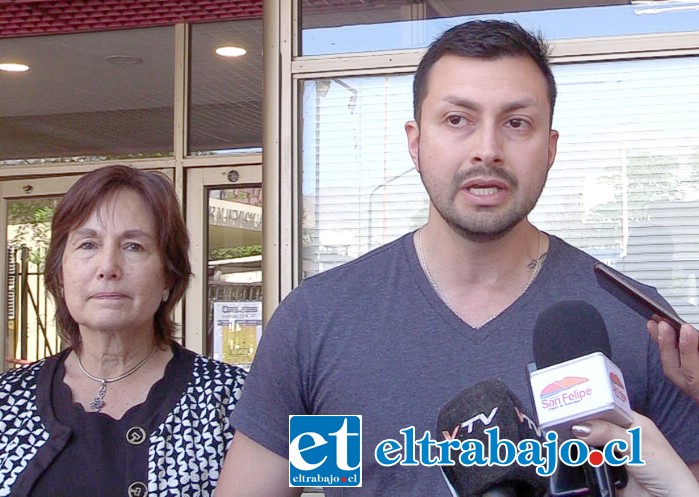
top-left (0, 176), bottom-right (79, 371)
top-left (185, 165), bottom-right (262, 368)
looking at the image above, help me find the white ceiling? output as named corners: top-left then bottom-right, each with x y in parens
top-left (0, 19), bottom-right (263, 159)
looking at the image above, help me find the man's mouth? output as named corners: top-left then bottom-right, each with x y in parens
top-left (463, 177), bottom-right (507, 196)
top-left (468, 186), bottom-right (501, 196)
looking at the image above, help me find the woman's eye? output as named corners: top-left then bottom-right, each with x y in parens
top-left (78, 241), bottom-right (96, 250)
top-left (125, 243), bottom-right (143, 252)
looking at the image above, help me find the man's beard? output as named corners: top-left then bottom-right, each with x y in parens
top-left (419, 163), bottom-right (546, 243)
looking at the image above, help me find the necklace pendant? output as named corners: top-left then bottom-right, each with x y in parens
top-left (89, 381), bottom-right (107, 412)
top-left (76, 347), bottom-right (158, 414)
top-left (89, 397), bottom-right (105, 412)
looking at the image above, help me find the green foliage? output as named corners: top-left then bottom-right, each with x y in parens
top-left (214, 187), bottom-right (262, 206)
top-left (209, 244), bottom-right (262, 261)
top-left (8, 200), bottom-right (58, 269)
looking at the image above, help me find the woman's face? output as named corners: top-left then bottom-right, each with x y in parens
top-left (61, 188), bottom-right (168, 337)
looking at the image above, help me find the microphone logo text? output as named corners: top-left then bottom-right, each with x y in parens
top-left (539, 376), bottom-right (593, 411)
top-left (457, 407), bottom-right (498, 434)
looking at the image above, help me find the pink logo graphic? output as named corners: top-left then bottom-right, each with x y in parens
top-left (610, 372), bottom-right (628, 403)
top-left (540, 377), bottom-right (589, 399)
top-left (609, 372), bottom-right (624, 389)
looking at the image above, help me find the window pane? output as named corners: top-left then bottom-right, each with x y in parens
top-left (189, 19), bottom-right (263, 155)
top-left (0, 27), bottom-right (174, 163)
top-left (301, 1), bottom-right (699, 55)
top-left (301, 76), bottom-right (420, 278)
top-left (533, 56), bottom-right (699, 324)
top-left (301, 56), bottom-right (699, 325)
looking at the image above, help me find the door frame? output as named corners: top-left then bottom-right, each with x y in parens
top-left (184, 164), bottom-right (262, 355)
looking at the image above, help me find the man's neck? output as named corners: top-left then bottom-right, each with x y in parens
top-left (415, 221), bottom-right (547, 328)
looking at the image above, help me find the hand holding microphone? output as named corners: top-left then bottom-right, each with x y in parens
top-left (529, 300), bottom-right (631, 497)
top-left (572, 410), bottom-right (699, 497)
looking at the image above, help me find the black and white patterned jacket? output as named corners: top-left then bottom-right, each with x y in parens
top-left (0, 344), bottom-right (246, 497)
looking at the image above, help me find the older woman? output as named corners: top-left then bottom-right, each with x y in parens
top-left (0, 165), bottom-right (246, 496)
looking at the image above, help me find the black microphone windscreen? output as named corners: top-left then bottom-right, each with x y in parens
top-left (436, 379), bottom-right (547, 497)
top-left (532, 300), bottom-right (612, 369)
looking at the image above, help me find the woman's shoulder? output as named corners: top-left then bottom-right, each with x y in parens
top-left (0, 357), bottom-right (57, 413)
top-left (172, 343), bottom-right (247, 389)
top-left (0, 358), bottom-right (48, 390)
top-left (173, 351), bottom-right (246, 413)
top-left (192, 353), bottom-right (248, 384)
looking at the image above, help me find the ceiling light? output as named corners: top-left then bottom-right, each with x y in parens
top-left (0, 63), bottom-right (29, 72)
top-left (106, 55), bottom-right (143, 65)
top-left (215, 46), bottom-right (247, 57)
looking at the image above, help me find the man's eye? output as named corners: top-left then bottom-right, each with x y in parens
top-left (448, 116), bottom-right (464, 126)
top-left (508, 119), bottom-right (527, 129)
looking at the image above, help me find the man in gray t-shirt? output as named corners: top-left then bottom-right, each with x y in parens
top-left (217, 20), bottom-right (699, 496)
top-left (226, 233), bottom-right (699, 496)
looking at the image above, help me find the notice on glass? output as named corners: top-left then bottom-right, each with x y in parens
top-left (213, 301), bottom-right (262, 367)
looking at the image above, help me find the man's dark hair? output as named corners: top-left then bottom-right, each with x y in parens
top-left (413, 20), bottom-right (557, 124)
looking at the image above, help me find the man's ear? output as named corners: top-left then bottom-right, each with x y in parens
top-left (405, 120), bottom-right (420, 172)
top-left (547, 129), bottom-right (559, 171)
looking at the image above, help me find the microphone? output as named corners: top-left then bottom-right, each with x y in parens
top-left (436, 378), bottom-right (547, 497)
top-left (529, 300), bottom-right (632, 497)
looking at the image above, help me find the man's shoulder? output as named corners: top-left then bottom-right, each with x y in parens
top-left (271, 233), bottom-right (415, 320)
top-left (548, 234), bottom-right (662, 296)
top-left (548, 234), bottom-right (596, 263)
top-left (300, 234), bottom-right (412, 288)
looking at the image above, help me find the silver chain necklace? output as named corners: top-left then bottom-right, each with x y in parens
top-left (76, 347), bottom-right (157, 412)
top-left (416, 228), bottom-right (543, 329)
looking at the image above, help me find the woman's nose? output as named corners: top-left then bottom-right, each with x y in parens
top-left (97, 247), bottom-right (121, 279)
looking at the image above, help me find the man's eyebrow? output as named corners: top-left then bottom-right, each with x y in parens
top-left (443, 96), bottom-right (481, 111)
top-left (443, 96), bottom-right (539, 113)
top-left (500, 98), bottom-right (539, 114)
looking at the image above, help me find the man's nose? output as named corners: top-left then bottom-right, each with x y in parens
top-left (469, 124), bottom-right (504, 166)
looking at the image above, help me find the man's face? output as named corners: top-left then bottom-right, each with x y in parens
top-left (406, 54), bottom-right (559, 241)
